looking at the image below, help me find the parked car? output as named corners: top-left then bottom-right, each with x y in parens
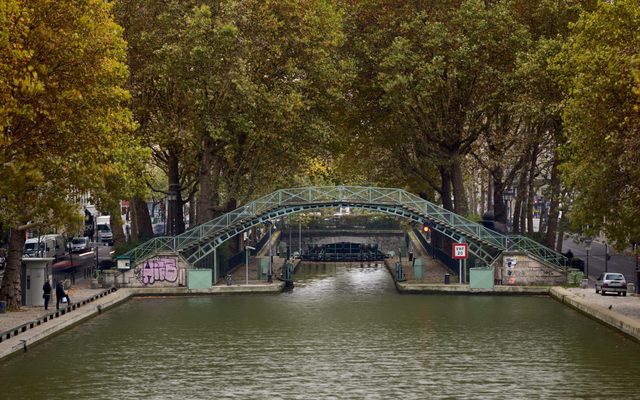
top-left (595, 272), bottom-right (627, 296)
top-left (70, 237), bottom-right (90, 253)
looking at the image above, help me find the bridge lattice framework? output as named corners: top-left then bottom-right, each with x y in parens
top-left (118, 186), bottom-right (568, 274)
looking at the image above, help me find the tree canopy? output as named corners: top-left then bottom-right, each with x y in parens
top-left (0, 0), bottom-right (148, 307)
top-left (559, 0), bottom-right (640, 247)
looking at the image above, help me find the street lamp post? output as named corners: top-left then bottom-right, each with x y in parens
top-left (166, 188), bottom-right (177, 236)
top-left (584, 238), bottom-right (592, 279)
top-left (604, 242), bottom-right (609, 273)
top-left (245, 245), bottom-right (255, 285)
top-left (503, 187), bottom-right (515, 233)
top-left (267, 222), bottom-right (273, 282)
top-left (635, 242), bottom-right (640, 294)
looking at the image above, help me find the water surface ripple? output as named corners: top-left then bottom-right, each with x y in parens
top-left (1, 264), bottom-right (639, 399)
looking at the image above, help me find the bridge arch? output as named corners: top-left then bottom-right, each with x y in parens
top-left (119, 186), bottom-right (567, 272)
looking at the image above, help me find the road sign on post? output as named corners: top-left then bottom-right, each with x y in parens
top-left (452, 243), bottom-right (468, 259)
top-left (452, 243), bottom-right (468, 285)
top-left (116, 258), bottom-right (131, 270)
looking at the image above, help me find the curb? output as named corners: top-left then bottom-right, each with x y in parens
top-left (549, 287), bottom-right (640, 343)
top-left (0, 289), bottom-right (134, 361)
top-left (0, 283), bottom-right (284, 361)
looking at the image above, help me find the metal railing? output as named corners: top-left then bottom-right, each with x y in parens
top-left (119, 186), bottom-right (568, 271)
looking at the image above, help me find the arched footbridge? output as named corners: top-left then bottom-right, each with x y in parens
top-left (117, 186), bottom-right (568, 275)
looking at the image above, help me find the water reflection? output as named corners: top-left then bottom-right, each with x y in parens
top-left (0, 263), bottom-right (639, 400)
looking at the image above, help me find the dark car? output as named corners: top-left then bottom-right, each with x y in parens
top-left (595, 272), bottom-right (627, 296)
top-left (98, 259), bottom-right (114, 270)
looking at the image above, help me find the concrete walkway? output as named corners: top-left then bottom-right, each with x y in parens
top-left (551, 287), bottom-right (640, 342)
top-left (0, 282), bottom-right (131, 361)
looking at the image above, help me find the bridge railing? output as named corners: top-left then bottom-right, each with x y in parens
top-left (119, 186), bottom-right (568, 270)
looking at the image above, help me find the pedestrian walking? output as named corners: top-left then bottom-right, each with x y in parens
top-left (55, 281), bottom-right (71, 310)
top-left (42, 280), bottom-right (52, 310)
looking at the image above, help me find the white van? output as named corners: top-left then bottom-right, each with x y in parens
top-left (23, 234), bottom-right (65, 260)
top-left (23, 238), bottom-right (43, 258)
top-left (42, 234), bottom-right (65, 260)
top-left (96, 215), bottom-right (113, 244)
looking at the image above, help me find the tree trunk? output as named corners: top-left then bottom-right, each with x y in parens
top-left (487, 174), bottom-right (493, 213)
top-left (451, 158), bottom-right (468, 216)
top-left (175, 196), bottom-right (186, 235)
top-left (512, 166), bottom-right (528, 234)
top-left (226, 198), bottom-right (240, 256)
top-left (188, 192), bottom-right (196, 230)
top-left (439, 166), bottom-right (453, 211)
top-left (196, 136), bottom-right (221, 225)
top-left (555, 212), bottom-right (567, 253)
top-left (544, 157), bottom-right (562, 248)
top-left (131, 196), bottom-right (153, 241)
top-left (166, 150), bottom-right (186, 235)
top-left (526, 144), bottom-right (539, 235)
top-left (109, 204), bottom-right (125, 246)
top-left (491, 167), bottom-right (507, 226)
top-left (130, 201), bottom-right (138, 242)
top-left (0, 229), bottom-right (26, 308)
top-left (526, 170), bottom-right (536, 236)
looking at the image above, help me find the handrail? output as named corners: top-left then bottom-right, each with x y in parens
top-left (118, 186), bottom-right (567, 271)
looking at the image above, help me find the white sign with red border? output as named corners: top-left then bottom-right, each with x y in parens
top-left (452, 243), bottom-right (468, 259)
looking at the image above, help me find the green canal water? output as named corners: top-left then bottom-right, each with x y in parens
top-left (1, 264), bottom-right (640, 399)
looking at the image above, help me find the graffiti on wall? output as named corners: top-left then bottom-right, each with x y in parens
top-left (504, 256), bottom-right (517, 285)
top-left (135, 257), bottom-right (178, 285)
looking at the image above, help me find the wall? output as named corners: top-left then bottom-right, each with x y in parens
top-left (123, 253), bottom-right (187, 288)
top-left (500, 252), bottom-right (565, 286)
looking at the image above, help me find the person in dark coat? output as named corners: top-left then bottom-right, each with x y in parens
top-left (42, 280), bottom-right (52, 310)
top-left (55, 281), bottom-right (70, 310)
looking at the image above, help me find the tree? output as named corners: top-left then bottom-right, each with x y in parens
top-left (343, 0), bottom-right (530, 214)
top-left (0, 0), bottom-right (146, 308)
top-left (118, 0), bottom-right (351, 231)
top-left (559, 0), bottom-right (640, 248)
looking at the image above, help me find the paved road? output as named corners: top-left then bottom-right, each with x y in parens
top-left (54, 243), bottom-right (114, 283)
top-left (562, 235), bottom-right (640, 288)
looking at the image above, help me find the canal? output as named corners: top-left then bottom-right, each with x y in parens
top-left (1, 264), bottom-right (640, 399)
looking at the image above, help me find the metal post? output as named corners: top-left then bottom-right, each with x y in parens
top-left (585, 237), bottom-right (592, 279)
top-left (635, 243), bottom-right (639, 294)
top-left (213, 247), bottom-right (217, 285)
top-left (268, 224), bottom-right (272, 278)
top-left (459, 259), bottom-right (462, 284)
top-left (245, 249), bottom-right (249, 285)
top-left (298, 222), bottom-right (301, 256)
top-left (605, 243), bottom-right (609, 273)
top-left (507, 199), bottom-right (511, 233)
top-left (463, 258), bottom-right (467, 284)
top-left (586, 248), bottom-right (589, 278)
top-left (95, 242), bottom-right (99, 280)
top-left (288, 217), bottom-right (292, 259)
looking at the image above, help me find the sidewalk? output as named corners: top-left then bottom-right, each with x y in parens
top-left (0, 278), bottom-right (105, 334)
top-left (563, 287), bottom-right (640, 321)
top-left (552, 287), bottom-right (640, 342)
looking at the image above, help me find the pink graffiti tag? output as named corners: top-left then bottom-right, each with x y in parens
top-left (137, 257), bottom-right (178, 285)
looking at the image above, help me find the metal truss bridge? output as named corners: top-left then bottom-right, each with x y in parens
top-left (118, 186), bottom-right (568, 273)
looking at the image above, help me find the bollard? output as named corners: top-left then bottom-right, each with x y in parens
top-left (444, 274), bottom-right (450, 284)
